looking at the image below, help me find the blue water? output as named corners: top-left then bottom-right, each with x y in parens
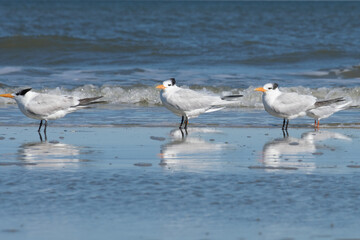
top-left (0, 3), bottom-right (360, 238)
top-left (0, 1), bottom-right (359, 86)
top-left (0, 1), bottom-right (360, 127)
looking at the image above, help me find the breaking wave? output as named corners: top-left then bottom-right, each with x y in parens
top-left (0, 84), bottom-right (359, 108)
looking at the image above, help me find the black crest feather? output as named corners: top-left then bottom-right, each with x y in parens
top-left (170, 78), bottom-right (176, 85)
top-left (273, 83), bottom-right (278, 90)
top-left (16, 88), bottom-right (32, 96)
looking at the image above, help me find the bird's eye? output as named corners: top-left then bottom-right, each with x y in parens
top-left (268, 87), bottom-right (272, 90)
top-left (168, 84), bottom-right (171, 86)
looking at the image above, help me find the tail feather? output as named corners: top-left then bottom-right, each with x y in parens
top-left (221, 94), bottom-right (243, 101)
top-left (78, 96), bottom-right (104, 106)
top-left (349, 105), bottom-right (359, 109)
top-left (334, 101), bottom-right (353, 110)
top-left (314, 97), bottom-right (345, 107)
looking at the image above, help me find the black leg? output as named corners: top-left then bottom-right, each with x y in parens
top-left (184, 116), bottom-right (189, 130)
top-left (285, 119), bottom-right (289, 130)
top-left (282, 119), bottom-right (286, 130)
top-left (179, 116), bottom-right (184, 129)
top-left (38, 120), bottom-right (43, 132)
top-left (44, 120), bottom-right (48, 133)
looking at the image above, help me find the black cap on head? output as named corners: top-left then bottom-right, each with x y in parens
top-left (170, 78), bottom-right (176, 85)
top-left (273, 83), bottom-right (278, 90)
top-left (16, 88), bottom-right (32, 96)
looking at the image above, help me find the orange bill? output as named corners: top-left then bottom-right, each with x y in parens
top-left (254, 87), bottom-right (266, 92)
top-left (156, 85), bottom-right (166, 89)
top-left (0, 93), bottom-right (14, 98)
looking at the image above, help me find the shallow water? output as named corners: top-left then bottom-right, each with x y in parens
top-left (0, 104), bottom-right (359, 129)
top-left (1, 1), bottom-right (360, 239)
top-left (0, 126), bottom-right (360, 239)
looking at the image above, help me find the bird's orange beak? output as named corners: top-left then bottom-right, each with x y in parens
top-left (156, 85), bottom-right (166, 90)
top-left (254, 87), bottom-right (267, 92)
top-left (0, 93), bottom-right (14, 98)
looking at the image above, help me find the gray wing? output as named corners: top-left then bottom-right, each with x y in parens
top-left (165, 89), bottom-right (221, 112)
top-left (273, 92), bottom-right (316, 115)
top-left (26, 94), bottom-right (79, 116)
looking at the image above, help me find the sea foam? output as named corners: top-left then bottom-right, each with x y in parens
top-left (0, 84), bottom-right (359, 108)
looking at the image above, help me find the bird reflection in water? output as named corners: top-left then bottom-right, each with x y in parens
top-left (260, 130), bottom-right (351, 171)
top-left (38, 131), bottom-right (47, 142)
top-left (159, 128), bottom-right (231, 172)
top-left (18, 133), bottom-right (83, 168)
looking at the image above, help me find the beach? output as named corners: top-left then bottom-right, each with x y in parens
top-left (0, 126), bottom-right (360, 240)
top-left (1, 1), bottom-right (360, 239)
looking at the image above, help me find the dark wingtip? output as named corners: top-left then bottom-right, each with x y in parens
top-left (314, 97), bottom-right (346, 107)
top-left (78, 96), bottom-right (104, 106)
top-left (221, 94), bottom-right (243, 100)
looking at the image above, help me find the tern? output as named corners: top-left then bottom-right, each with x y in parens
top-left (0, 88), bottom-right (104, 133)
top-left (156, 78), bottom-right (242, 130)
top-left (255, 83), bottom-right (345, 130)
top-left (306, 100), bottom-right (352, 129)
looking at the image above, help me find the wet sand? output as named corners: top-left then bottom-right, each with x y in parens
top-left (0, 126), bottom-right (360, 240)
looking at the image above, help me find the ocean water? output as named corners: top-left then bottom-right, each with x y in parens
top-left (1, 3), bottom-right (360, 239)
top-left (1, 126), bottom-right (360, 240)
top-left (0, 1), bottom-right (360, 126)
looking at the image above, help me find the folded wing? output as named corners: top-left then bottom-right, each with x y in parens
top-left (26, 94), bottom-right (79, 116)
top-left (273, 92), bottom-right (317, 116)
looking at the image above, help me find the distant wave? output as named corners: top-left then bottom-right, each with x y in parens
top-left (240, 49), bottom-right (346, 65)
top-left (0, 84), bottom-right (359, 108)
top-left (0, 35), bottom-right (83, 48)
top-left (0, 35), bottom-right (352, 66)
top-left (296, 64), bottom-right (360, 79)
top-left (0, 35), bottom-right (150, 53)
top-left (0, 66), bottom-right (22, 75)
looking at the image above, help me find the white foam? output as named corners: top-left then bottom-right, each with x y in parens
top-left (0, 84), bottom-right (360, 108)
